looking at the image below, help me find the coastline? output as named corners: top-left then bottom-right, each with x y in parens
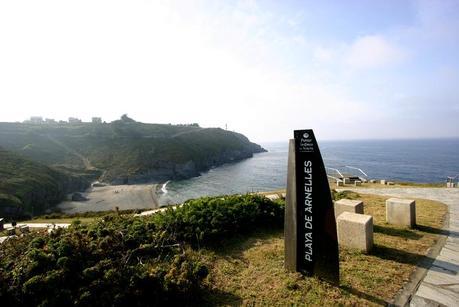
top-left (58, 183), bottom-right (161, 214)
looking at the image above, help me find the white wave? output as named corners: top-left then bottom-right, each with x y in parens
top-left (161, 180), bottom-right (171, 194)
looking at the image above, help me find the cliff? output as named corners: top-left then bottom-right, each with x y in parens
top-left (0, 117), bottom-right (265, 184)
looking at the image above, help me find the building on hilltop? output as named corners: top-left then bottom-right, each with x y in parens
top-left (45, 118), bottom-right (57, 124)
top-left (68, 117), bottom-right (82, 124)
top-left (25, 116), bottom-right (44, 124)
top-left (92, 117), bottom-right (102, 124)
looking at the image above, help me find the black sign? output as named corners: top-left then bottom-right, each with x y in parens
top-left (294, 129), bottom-right (339, 284)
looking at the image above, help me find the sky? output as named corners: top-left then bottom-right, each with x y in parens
top-left (0, 0), bottom-right (458, 142)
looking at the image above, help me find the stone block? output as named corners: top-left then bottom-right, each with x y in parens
top-left (337, 212), bottom-right (373, 253)
top-left (343, 178), bottom-right (350, 184)
top-left (380, 179), bottom-right (386, 185)
top-left (386, 198), bottom-right (416, 227)
top-left (334, 199), bottom-right (364, 218)
top-left (354, 180), bottom-right (362, 186)
top-left (369, 179), bottom-right (376, 183)
top-left (387, 181), bottom-right (395, 185)
top-left (336, 181), bottom-right (344, 186)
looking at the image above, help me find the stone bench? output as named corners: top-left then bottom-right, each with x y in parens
top-left (386, 198), bottom-right (416, 228)
top-left (334, 199), bottom-right (364, 218)
top-left (337, 212), bottom-right (373, 253)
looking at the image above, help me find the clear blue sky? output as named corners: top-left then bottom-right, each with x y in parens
top-left (0, 0), bottom-right (458, 142)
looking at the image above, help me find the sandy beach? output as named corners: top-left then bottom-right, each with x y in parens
top-left (58, 183), bottom-right (160, 214)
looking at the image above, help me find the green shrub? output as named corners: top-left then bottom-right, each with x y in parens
top-left (151, 194), bottom-right (284, 246)
top-left (0, 194), bottom-right (283, 306)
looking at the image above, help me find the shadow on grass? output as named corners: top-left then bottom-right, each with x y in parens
top-left (372, 244), bottom-right (424, 266)
top-left (415, 225), bottom-right (459, 238)
top-left (374, 225), bottom-right (422, 240)
top-left (340, 285), bottom-right (387, 306)
top-left (207, 227), bottom-right (283, 260)
top-left (198, 288), bottom-right (243, 306)
top-left (372, 244), bottom-right (459, 275)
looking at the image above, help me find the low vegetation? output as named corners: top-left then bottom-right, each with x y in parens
top-left (0, 195), bottom-right (283, 306)
top-left (0, 192), bottom-right (447, 305)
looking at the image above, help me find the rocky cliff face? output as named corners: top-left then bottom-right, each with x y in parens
top-left (102, 146), bottom-right (266, 184)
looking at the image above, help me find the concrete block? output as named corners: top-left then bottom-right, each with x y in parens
top-left (354, 180), bottom-right (362, 186)
top-left (380, 180), bottom-right (386, 185)
top-left (386, 198), bottom-right (416, 228)
top-left (343, 178), bottom-right (350, 184)
top-left (334, 199), bottom-right (364, 218)
top-left (369, 179), bottom-right (376, 183)
top-left (337, 212), bottom-right (373, 253)
top-left (387, 181), bottom-right (395, 185)
top-left (447, 182), bottom-right (457, 188)
top-left (336, 181), bottom-right (344, 187)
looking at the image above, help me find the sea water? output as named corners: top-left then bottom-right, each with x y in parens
top-left (159, 138), bottom-right (459, 205)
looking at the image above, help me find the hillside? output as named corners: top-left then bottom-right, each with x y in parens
top-left (0, 116), bottom-right (265, 184)
top-left (0, 149), bottom-right (91, 218)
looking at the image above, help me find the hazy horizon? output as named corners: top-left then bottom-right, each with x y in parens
top-left (1, 0), bottom-right (458, 142)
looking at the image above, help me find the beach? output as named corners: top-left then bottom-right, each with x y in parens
top-left (58, 183), bottom-right (161, 213)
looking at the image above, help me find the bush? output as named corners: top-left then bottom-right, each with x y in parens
top-left (151, 194), bottom-right (284, 246)
top-left (0, 194), bottom-right (284, 306)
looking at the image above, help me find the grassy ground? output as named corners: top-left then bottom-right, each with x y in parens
top-left (3, 190), bottom-right (448, 305)
top-left (198, 193), bottom-right (447, 306)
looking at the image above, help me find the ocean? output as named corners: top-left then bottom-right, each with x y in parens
top-left (158, 138), bottom-right (459, 205)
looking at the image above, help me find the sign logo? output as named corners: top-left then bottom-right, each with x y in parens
top-left (299, 132), bottom-right (314, 152)
top-left (290, 129), bottom-right (339, 284)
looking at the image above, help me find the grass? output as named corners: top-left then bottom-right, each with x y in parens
top-left (198, 193), bottom-right (447, 306)
top-left (3, 191), bottom-right (447, 304)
